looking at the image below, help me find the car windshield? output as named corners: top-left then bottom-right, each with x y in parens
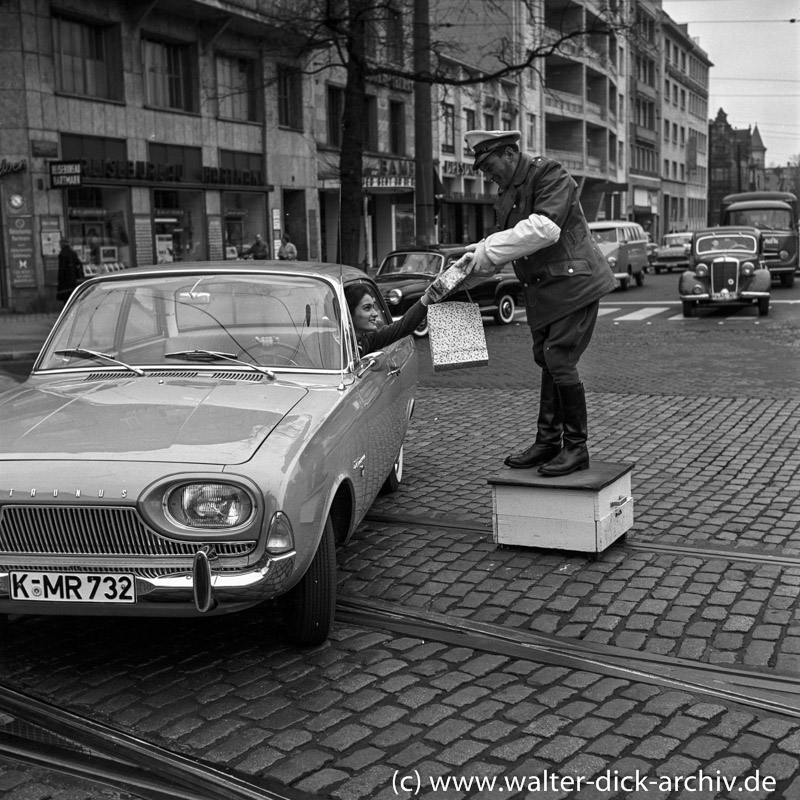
top-left (378, 252), bottom-right (443, 277)
top-left (37, 273), bottom-right (344, 372)
top-left (663, 234), bottom-right (692, 246)
top-left (695, 234), bottom-right (758, 255)
top-left (727, 209), bottom-right (793, 230)
top-left (590, 228), bottom-right (618, 244)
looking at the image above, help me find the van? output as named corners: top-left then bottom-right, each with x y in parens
top-left (588, 221), bottom-right (649, 289)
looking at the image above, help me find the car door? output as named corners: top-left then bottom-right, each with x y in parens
top-left (350, 281), bottom-right (418, 503)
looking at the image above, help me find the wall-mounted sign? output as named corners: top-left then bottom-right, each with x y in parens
top-left (49, 161), bottom-right (82, 188)
top-left (31, 140), bottom-right (59, 158)
top-left (9, 215), bottom-right (37, 288)
top-left (0, 158), bottom-right (26, 178)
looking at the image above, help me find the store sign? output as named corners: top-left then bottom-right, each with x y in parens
top-left (49, 161), bottom-right (82, 188)
top-left (442, 159), bottom-right (478, 177)
top-left (9, 216), bottom-right (37, 288)
top-left (362, 157), bottom-right (415, 189)
top-left (0, 158), bottom-right (26, 178)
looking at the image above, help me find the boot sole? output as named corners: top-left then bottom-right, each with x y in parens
top-left (538, 462), bottom-right (590, 477)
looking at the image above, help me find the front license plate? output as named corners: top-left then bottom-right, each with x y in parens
top-left (10, 571), bottom-right (136, 604)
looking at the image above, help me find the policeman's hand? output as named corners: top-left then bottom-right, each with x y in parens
top-left (463, 241), bottom-right (495, 276)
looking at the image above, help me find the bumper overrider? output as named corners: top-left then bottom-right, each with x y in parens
top-left (0, 549), bottom-right (296, 617)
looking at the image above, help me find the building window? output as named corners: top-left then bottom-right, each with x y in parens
top-left (52, 15), bottom-right (123, 100)
top-left (526, 113), bottom-right (536, 151)
top-left (327, 85), bottom-right (344, 147)
top-left (142, 38), bottom-right (197, 112)
top-left (483, 112), bottom-right (495, 130)
top-left (389, 101), bottom-right (405, 155)
top-left (442, 103), bottom-right (455, 153)
top-left (216, 55), bottom-right (259, 122)
top-left (464, 108), bottom-right (476, 133)
top-left (386, 7), bottom-right (404, 67)
top-left (364, 95), bottom-right (378, 151)
top-left (277, 65), bottom-right (303, 129)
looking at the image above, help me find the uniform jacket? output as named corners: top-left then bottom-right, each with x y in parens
top-left (494, 153), bottom-right (615, 330)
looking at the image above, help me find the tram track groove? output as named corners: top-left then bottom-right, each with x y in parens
top-left (364, 511), bottom-right (800, 568)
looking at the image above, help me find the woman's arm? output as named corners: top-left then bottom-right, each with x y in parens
top-left (358, 298), bottom-right (429, 354)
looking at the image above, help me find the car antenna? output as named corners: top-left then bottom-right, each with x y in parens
top-left (338, 185), bottom-right (346, 392)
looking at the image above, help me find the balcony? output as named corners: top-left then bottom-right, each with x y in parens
top-left (546, 148), bottom-right (584, 172)
top-left (545, 89), bottom-right (583, 117)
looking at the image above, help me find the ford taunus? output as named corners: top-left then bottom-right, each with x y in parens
top-left (679, 228), bottom-right (770, 318)
top-left (0, 262), bottom-right (417, 645)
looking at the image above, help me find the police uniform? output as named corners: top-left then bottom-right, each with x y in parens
top-left (464, 130), bottom-right (615, 476)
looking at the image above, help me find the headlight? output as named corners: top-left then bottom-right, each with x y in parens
top-left (695, 264), bottom-right (708, 278)
top-left (165, 483), bottom-right (254, 529)
top-left (607, 256), bottom-right (617, 268)
top-left (387, 288), bottom-right (403, 305)
top-left (780, 250), bottom-right (790, 260)
top-left (266, 511), bottom-right (294, 554)
top-left (741, 261), bottom-right (755, 276)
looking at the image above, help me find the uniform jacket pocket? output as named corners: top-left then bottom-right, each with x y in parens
top-left (546, 259), bottom-right (592, 277)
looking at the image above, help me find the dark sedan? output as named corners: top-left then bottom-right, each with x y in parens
top-left (374, 246), bottom-right (522, 337)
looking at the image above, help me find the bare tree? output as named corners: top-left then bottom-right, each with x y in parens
top-left (253, 0), bottom-right (631, 266)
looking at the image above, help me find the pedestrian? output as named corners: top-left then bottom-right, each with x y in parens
top-left (246, 234), bottom-right (269, 260)
top-left (278, 233), bottom-right (297, 260)
top-left (462, 129), bottom-right (616, 477)
top-left (56, 237), bottom-right (84, 304)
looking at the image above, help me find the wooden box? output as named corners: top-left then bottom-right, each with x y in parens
top-left (488, 461), bottom-right (634, 554)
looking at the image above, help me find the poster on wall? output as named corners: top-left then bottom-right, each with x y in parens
top-left (40, 216), bottom-right (62, 286)
top-left (156, 234), bottom-right (174, 264)
top-left (9, 215), bottom-right (37, 288)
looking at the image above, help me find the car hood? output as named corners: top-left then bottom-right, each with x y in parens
top-left (0, 375), bottom-right (308, 464)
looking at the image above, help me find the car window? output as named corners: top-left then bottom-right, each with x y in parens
top-left (379, 252), bottom-right (442, 276)
top-left (38, 274), bottom-right (344, 371)
top-left (695, 234), bottom-right (758, 255)
top-left (590, 228), bottom-right (618, 244)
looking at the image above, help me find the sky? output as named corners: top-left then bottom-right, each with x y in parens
top-left (660, 0), bottom-right (800, 167)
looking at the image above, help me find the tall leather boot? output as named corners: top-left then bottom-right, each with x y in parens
top-left (504, 372), bottom-right (563, 469)
top-left (538, 382), bottom-right (589, 477)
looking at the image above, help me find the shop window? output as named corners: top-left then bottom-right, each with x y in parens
top-left (142, 37), bottom-right (198, 113)
top-left (216, 54), bottom-right (259, 122)
top-left (52, 15), bottom-right (123, 101)
top-left (153, 189), bottom-right (205, 262)
top-left (277, 65), bottom-right (303, 130)
top-left (66, 186), bottom-right (132, 272)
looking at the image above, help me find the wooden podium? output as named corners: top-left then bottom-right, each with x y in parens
top-left (488, 461), bottom-right (634, 555)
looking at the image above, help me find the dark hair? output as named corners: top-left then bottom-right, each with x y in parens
top-left (344, 283), bottom-right (371, 317)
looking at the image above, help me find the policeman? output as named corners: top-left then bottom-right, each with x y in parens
top-left (462, 130), bottom-right (615, 477)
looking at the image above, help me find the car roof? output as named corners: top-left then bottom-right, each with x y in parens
top-left (588, 220), bottom-right (642, 228)
top-left (84, 260), bottom-right (369, 284)
top-left (695, 227), bottom-right (760, 236)
top-left (382, 245), bottom-right (468, 257)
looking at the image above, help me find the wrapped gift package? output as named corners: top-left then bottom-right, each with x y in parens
top-left (427, 301), bottom-right (489, 371)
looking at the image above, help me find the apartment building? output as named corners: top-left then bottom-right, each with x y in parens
top-left (0, 0), bottom-right (317, 312)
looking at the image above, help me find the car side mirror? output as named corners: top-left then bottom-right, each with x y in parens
top-left (355, 350), bottom-right (385, 378)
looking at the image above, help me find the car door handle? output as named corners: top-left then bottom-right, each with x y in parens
top-left (388, 367), bottom-right (401, 377)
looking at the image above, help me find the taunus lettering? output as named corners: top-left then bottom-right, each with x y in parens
top-left (4, 487), bottom-right (127, 498)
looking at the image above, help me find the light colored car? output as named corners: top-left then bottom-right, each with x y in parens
top-left (653, 232), bottom-right (693, 274)
top-left (588, 221), bottom-right (649, 289)
top-left (0, 262), bottom-right (418, 646)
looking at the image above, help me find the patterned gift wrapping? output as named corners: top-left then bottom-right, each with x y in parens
top-left (427, 302), bottom-right (489, 371)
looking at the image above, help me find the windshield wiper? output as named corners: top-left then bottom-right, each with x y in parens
top-left (54, 348), bottom-right (144, 376)
top-left (164, 349), bottom-right (275, 379)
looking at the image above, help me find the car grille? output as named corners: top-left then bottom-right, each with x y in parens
top-left (0, 505), bottom-right (255, 559)
top-left (710, 259), bottom-right (738, 294)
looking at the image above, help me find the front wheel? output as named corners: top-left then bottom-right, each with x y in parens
top-left (682, 300), bottom-right (695, 318)
top-left (412, 318), bottom-right (429, 338)
top-left (380, 445), bottom-right (404, 494)
top-left (758, 297), bottom-right (770, 316)
top-left (281, 515), bottom-right (336, 647)
top-left (780, 272), bottom-right (795, 288)
top-left (635, 269), bottom-right (645, 287)
top-left (494, 292), bottom-right (516, 325)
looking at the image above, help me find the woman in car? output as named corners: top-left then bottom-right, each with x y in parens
top-left (345, 283), bottom-right (439, 356)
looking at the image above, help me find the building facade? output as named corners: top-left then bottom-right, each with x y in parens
top-left (0, 0), bottom-right (317, 312)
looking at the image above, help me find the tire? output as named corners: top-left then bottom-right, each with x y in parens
top-left (654, 266), bottom-right (662, 275)
top-left (781, 272), bottom-right (795, 288)
top-left (619, 276), bottom-right (629, 291)
top-left (493, 292), bottom-right (516, 325)
top-left (380, 445), bottom-right (404, 494)
top-left (635, 269), bottom-right (645, 287)
top-left (682, 300), bottom-right (695, 318)
top-left (282, 515), bottom-right (336, 647)
top-left (758, 297), bottom-right (770, 316)
top-left (412, 318), bottom-right (429, 338)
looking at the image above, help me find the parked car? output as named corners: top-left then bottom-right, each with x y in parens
top-left (653, 232), bottom-right (693, 274)
top-left (374, 245), bottom-right (522, 337)
top-left (0, 261), bottom-right (418, 646)
top-left (679, 227), bottom-right (770, 317)
top-left (644, 233), bottom-right (658, 270)
top-left (587, 221), bottom-right (649, 289)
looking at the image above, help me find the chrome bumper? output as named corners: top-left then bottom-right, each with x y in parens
top-left (0, 550), bottom-right (296, 617)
